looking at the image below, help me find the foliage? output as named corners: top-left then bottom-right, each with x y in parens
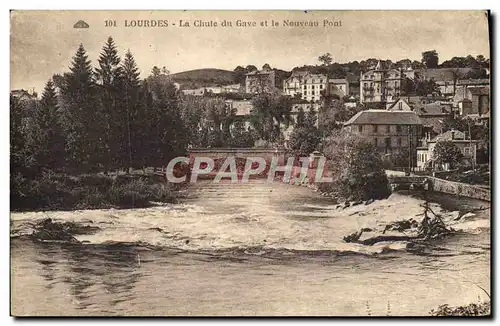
top-left (24, 80), bottom-right (66, 171)
top-left (250, 92), bottom-right (293, 144)
top-left (422, 50), bottom-right (439, 68)
top-left (429, 301), bottom-right (490, 316)
top-left (59, 43), bottom-right (101, 172)
top-left (318, 99), bottom-right (363, 139)
top-left (441, 54), bottom-right (490, 69)
top-left (10, 172), bottom-right (176, 212)
top-left (322, 130), bottom-right (391, 201)
top-left (230, 120), bottom-right (255, 147)
top-left (288, 107), bottom-right (321, 156)
top-left (415, 77), bottom-right (439, 96)
top-left (318, 53), bottom-right (333, 66)
top-left (433, 141), bottom-right (464, 168)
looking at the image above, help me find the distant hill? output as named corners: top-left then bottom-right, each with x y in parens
top-left (170, 68), bottom-right (238, 89)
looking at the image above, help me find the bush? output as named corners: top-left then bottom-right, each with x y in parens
top-left (430, 301), bottom-right (490, 316)
top-left (10, 172), bottom-right (176, 211)
top-left (321, 130), bottom-right (391, 201)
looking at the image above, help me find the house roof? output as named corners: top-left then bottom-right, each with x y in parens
top-left (344, 110), bottom-right (422, 126)
top-left (419, 116), bottom-right (445, 132)
top-left (386, 98), bottom-right (411, 111)
top-left (430, 130), bottom-right (466, 142)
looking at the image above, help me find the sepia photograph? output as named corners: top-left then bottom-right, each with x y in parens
top-left (9, 10), bottom-right (491, 317)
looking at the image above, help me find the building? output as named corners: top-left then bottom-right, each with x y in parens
top-left (282, 72), bottom-right (329, 102)
top-left (245, 68), bottom-right (276, 93)
top-left (359, 61), bottom-right (404, 107)
top-left (182, 84), bottom-right (242, 96)
top-left (413, 68), bottom-right (474, 97)
top-left (416, 130), bottom-right (478, 171)
top-left (343, 110), bottom-right (423, 163)
top-left (282, 71), bottom-right (349, 103)
top-left (302, 74), bottom-right (328, 102)
top-left (282, 71), bottom-right (309, 98)
top-left (328, 79), bottom-right (350, 98)
top-left (11, 89), bottom-right (38, 102)
top-left (453, 86), bottom-right (490, 118)
top-left (387, 97), bottom-right (453, 136)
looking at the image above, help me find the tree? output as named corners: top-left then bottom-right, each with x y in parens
top-left (415, 77), bottom-right (439, 96)
top-left (59, 43), bottom-right (99, 172)
top-left (151, 66), bottom-right (161, 77)
top-left (262, 63), bottom-right (272, 70)
top-left (95, 36), bottom-right (125, 172)
top-left (146, 67), bottom-right (188, 168)
top-left (25, 80), bottom-right (65, 171)
top-left (288, 106), bottom-right (321, 156)
top-left (230, 120), bottom-right (255, 148)
top-left (465, 68), bottom-right (488, 79)
top-left (396, 59), bottom-right (412, 69)
top-left (121, 49), bottom-right (142, 170)
top-left (318, 53), bottom-right (333, 66)
top-left (401, 77), bottom-right (415, 96)
top-left (322, 130), bottom-right (390, 201)
top-left (295, 107), bottom-right (305, 128)
top-left (245, 65), bottom-right (258, 72)
top-left (422, 50), bottom-right (439, 68)
top-left (234, 65), bottom-right (247, 85)
top-left (10, 95), bottom-right (29, 174)
top-left (250, 93), bottom-right (293, 144)
top-left (433, 141), bottom-right (464, 169)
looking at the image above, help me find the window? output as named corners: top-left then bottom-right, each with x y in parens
top-left (397, 138), bottom-right (402, 147)
top-left (373, 125), bottom-right (378, 133)
top-left (386, 125), bottom-right (390, 133)
top-left (396, 125), bottom-right (401, 133)
top-left (303, 85), bottom-right (307, 89)
top-left (312, 85), bottom-right (315, 89)
top-left (312, 91), bottom-right (315, 95)
top-left (373, 138), bottom-right (378, 146)
top-left (385, 138), bottom-right (391, 148)
top-left (398, 102), bottom-right (403, 110)
top-left (358, 125), bottom-right (363, 133)
top-left (320, 85), bottom-right (323, 89)
top-left (464, 147), bottom-right (471, 156)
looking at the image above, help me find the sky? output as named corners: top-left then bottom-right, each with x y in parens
top-left (10, 10), bottom-right (490, 94)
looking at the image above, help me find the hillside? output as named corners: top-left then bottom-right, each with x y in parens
top-left (170, 68), bottom-right (238, 89)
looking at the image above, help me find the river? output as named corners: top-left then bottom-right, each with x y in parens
top-left (10, 181), bottom-right (490, 316)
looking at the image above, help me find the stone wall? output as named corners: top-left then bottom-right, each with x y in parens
top-left (430, 177), bottom-right (490, 202)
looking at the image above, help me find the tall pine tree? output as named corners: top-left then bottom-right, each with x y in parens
top-left (60, 43), bottom-right (99, 172)
top-left (95, 36), bottom-right (124, 172)
top-left (121, 49), bottom-right (142, 170)
top-left (25, 79), bottom-right (65, 171)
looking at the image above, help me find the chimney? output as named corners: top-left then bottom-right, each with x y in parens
top-left (451, 129), bottom-right (455, 140)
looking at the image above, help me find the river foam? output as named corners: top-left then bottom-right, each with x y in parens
top-left (10, 183), bottom-right (490, 256)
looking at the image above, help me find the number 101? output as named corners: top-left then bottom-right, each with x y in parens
top-left (105, 20), bottom-right (117, 27)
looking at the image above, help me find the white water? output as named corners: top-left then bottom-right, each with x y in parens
top-left (10, 182), bottom-right (491, 316)
top-left (10, 182), bottom-right (489, 255)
